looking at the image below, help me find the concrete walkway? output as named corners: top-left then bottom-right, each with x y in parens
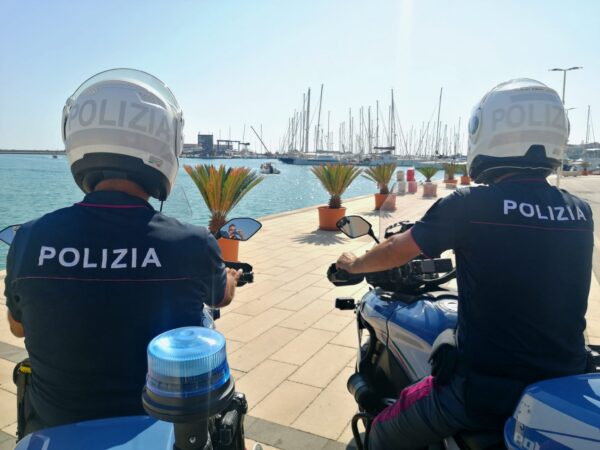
top-left (1, 177), bottom-right (600, 449)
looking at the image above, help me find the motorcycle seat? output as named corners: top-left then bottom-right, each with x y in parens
top-left (454, 430), bottom-right (505, 449)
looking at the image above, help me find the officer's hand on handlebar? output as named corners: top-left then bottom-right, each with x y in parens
top-left (336, 252), bottom-right (359, 274)
top-left (227, 268), bottom-right (243, 283)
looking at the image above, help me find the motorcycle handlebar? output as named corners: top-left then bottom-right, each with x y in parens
top-left (225, 261), bottom-right (254, 286)
top-left (327, 264), bottom-right (365, 286)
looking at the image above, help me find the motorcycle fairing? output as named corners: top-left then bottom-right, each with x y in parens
top-left (504, 374), bottom-right (600, 450)
top-left (16, 416), bottom-right (172, 449)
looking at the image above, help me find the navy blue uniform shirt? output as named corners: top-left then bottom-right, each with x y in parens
top-left (410, 175), bottom-right (593, 383)
top-left (4, 190), bottom-right (227, 427)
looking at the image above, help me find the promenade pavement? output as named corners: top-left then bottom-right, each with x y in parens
top-left (0, 176), bottom-right (599, 449)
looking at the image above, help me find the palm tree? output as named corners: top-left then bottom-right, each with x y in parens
top-left (362, 163), bottom-right (397, 194)
top-left (184, 164), bottom-right (263, 233)
top-left (442, 162), bottom-right (458, 181)
top-left (416, 166), bottom-right (439, 182)
top-left (311, 164), bottom-right (362, 209)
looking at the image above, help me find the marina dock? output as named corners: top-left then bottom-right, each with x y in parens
top-left (1, 177), bottom-right (600, 449)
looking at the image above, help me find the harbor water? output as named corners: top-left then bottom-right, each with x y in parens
top-left (0, 154), bottom-right (438, 269)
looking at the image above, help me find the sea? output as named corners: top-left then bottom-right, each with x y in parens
top-left (0, 154), bottom-right (436, 269)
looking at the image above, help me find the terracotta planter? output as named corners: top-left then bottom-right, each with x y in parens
top-left (318, 206), bottom-right (347, 231)
top-left (460, 175), bottom-right (471, 185)
top-left (218, 238), bottom-right (239, 262)
top-left (422, 182), bottom-right (437, 198)
top-left (375, 194), bottom-right (396, 210)
top-left (444, 179), bottom-right (458, 190)
top-left (407, 180), bottom-right (418, 194)
top-left (583, 170), bottom-right (589, 176)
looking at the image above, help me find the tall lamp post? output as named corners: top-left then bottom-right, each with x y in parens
top-left (549, 66), bottom-right (582, 186)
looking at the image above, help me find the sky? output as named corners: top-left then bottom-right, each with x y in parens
top-left (1, 0), bottom-right (599, 152)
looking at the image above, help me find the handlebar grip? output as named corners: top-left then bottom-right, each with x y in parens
top-left (327, 263), bottom-right (364, 286)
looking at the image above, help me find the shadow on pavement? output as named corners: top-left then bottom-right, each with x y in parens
top-left (292, 230), bottom-right (345, 246)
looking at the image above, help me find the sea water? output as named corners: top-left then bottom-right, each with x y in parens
top-left (0, 154), bottom-right (436, 269)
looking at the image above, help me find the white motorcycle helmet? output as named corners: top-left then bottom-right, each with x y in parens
top-left (467, 78), bottom-right (569, 184)
top-left (62, 69), bottom-right (184, 200)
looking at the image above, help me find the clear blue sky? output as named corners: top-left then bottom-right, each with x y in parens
top-left (1, 0), bottom-right (598, 151)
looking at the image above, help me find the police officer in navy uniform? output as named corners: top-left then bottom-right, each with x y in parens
top-left (336, 79), bottom-right (594, 449)
top-left (5, 69), bottom-right (242, 434)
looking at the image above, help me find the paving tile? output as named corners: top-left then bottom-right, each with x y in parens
top-left (215, 312), bottom-right (253, 334)
top-left (289, 344), bottom-right (355, 388)
top-left (0, 422), bottom-right (16, 438)
top-left (228, 326), bottom-right (300, 372)
top-left (235, 360), bottom-right (297, 406)
top-left (330, 321), bottom-right (359, 348)
top-left (225, 339), bottom-right (245, 354)
top-left (245, 438), bottom-right (280, 450)
top-left (234, 289), bottom-right (296, 316)
top-left (0, 384), bottom-right (16, 396)
top-left (278, 300), bottom-right (333, 331)
top-left (271, 328), bottom-right (336, 366)
top-left (292, 367), bottom-right (357, 440)
top-left (277, 286), bottom-right (330, 312)
top-left (281, 274), bottom-right (323, 293)
top-left (226, 308), bottom-right (294, 343)
top-left (0, 390), bottom-right (16, 429)
top-left (0, 360), bottom-right (13, 387)
top-left (312, 311), bottom-right (355, 333)
top-left (250, 381), bottom-right (321, 426)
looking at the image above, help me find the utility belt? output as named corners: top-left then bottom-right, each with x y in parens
top-left (13, 358), bottom-right (32, 441)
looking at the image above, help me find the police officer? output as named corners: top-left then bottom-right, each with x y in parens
top-left (5, 69), bottom-right (241, 434)
top-left (336, 79), bottom-right (594, 449)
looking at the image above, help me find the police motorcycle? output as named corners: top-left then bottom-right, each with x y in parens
top-left (0, 218), bottom-right (261, 450)
top-left (327, 201), bottom-right (600, 450)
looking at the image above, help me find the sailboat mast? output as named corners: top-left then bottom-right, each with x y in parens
top-left (586, 105), bottom-right (591, 143)
top-left (391, 89), bottom-right (396, 152)
top-left (367, 105), bottom-right (373, 153)
top-left (305, 88), bottom-right (311, 153)
top-left (327, 110), bottom-right (331, 151)
top-left (435, 87), bottom-right (443, 155)
top-left (376, 100), bottom-right (380, 148)
top-left (315, 84), bottom-right (323, 152)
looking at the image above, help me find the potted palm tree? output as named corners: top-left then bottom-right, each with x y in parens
top-left (311, 164), bottom-right (362, 230)
top-left (458, 164), bottom-right (471, 185)
top-left (363, 163), bottom-right (397, 210)
top-left (443, 162), bottom-right (458, 189)
top-left (581, 161), bottom-right (591, 176)
top-left (417, 166), bottom-right (439, 198)
top-left (184, 164), bottom-right (263, 261)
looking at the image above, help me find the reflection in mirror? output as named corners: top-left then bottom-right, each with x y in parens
top-left (219, 218), bottom-right (262, 241)
top-left (0, 225), bottom-right (21, 246)
top-left (336, 216), bottom-right (372, 239)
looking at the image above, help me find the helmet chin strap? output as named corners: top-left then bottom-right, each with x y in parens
top-left (160, 201), bottom-right (164, 212)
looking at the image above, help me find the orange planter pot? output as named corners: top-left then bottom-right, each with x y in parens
top-left (218, 238), bottom-right (239, 262)
top-left (460, 175), bottom-right (471, 185)
top-left (318, 206), bottom-right (347, 231)
top-left (375, 193), bottom-right (396, 210)
top-left (422, 182), bottom-right (438, 198)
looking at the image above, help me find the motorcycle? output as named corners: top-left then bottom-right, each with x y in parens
top-left (0, 218), bottom-right (261, 450)
top-left (327, 207), bottom-right (600, 450)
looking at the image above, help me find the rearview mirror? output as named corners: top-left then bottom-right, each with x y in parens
top-left (336, 216), bottom-right (372, 239)
top-left (219, 218), bottom-right (262, 241)
top-left (0, 225), bottom-right (21, 246)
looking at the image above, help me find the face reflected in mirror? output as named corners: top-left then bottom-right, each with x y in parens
top-left (219, 218), bottom-right (262, 241)
top-left (336, 216), bottom-right (372, 239)
top-left (0, 225), bottom-right (21, 246)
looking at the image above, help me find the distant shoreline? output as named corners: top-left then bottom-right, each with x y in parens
top-left (0, 149), bottom-right (65, 155)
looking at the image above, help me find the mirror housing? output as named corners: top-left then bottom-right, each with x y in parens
top-left (0, 225), bottom-right (21, 246)
top-left (336, 216), bottom-right (372, 239)
top-left (219, 218), bottom-right (262, 241)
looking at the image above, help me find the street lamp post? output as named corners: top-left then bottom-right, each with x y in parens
top-left (549, 66), bottom-right (583, 186)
